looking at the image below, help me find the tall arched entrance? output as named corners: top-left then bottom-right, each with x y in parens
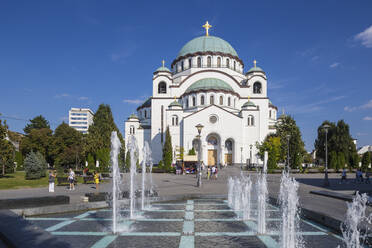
top-left (206, 134), bottom-right (220, 166)
top-left (224, 138), bottom-right (234, 165)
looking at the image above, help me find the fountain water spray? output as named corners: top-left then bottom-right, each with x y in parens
top-left (128, 135), bottom-right (138, 219)
top-left (110, 131), bottom-right (122, 234)
top-left (257, 172), bottom-right (268, 234)
top-left (227, 175), bottom-right (252, 220)
top-left (242, 176), bottom-right (252, 220)
top-left (279, 171), bottom-right (303, 248)
top-left (341, 192), bottom-right (371, 248)
top-left (141, 141), bottom-right (152, 210)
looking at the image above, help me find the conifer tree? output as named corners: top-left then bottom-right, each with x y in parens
top-left (162, 126), bottom-right (173, 170)
top-left (361, 152), bottom-right (371, 170)
top-left (24, 151), bottom-right (46, 179)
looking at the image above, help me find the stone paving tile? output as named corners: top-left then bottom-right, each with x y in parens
top-left (195, 211), bottom-right (237, 219)
top-left (108, 236), bottom-right (180, 248)
top-left (130, 221), bottom-right (183, 232)
top-left (27, 219), bottom-right (63, 229)
top-left (195, 221), bottom-right (249, 233)
top-left (53, 235), bottom-right (102, 248)
top-left (195, 236), bottom-right (266, 248)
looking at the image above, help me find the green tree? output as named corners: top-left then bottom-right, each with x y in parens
top-left (20, 128), bottom-right (53, 164)
top-left (86, 104), bottom-right (124, 158)
top-left (361, 152), bottom-right (371, 171)
top-left (24, 115), bottom-right (50, 135)
top-left (162, 126), bottom-right (173, 171)
top-left (24, 151), bottom-right (46, 179)
top-left (50, 123), bottom-right (85, 170)
top-left (257, 135), bottom-right (282, 169)
top-left (188, 148), bottom-right (196, 155)
top-left (96, 148), bottom-right (110, 172)
top-left (125, 150), bottom-right (131, 172)
top-left (15, 151), bottom-right (24, 171)
top-left (87, 153), bottom-right (95, 171)
top-left (329, 151), bottom-right (338, 169)
top-left (0, 120), bottom-right (15, 176)
top-left (275, 115), bottom-right (306, 169)
top-left (314, 120), bottom-right (357, 168)
top-left (337, 152), bottom-right (346, 171)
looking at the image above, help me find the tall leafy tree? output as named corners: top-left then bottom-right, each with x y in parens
top-left (329, 151), bottom-right (338, 169)
top-left (162, 126), bottom-right (173, 170)
top-left (50, 122), bottom-right (85, 170)
top-left (257, 135), bottom-right (282, 169)
top-left (361, 152), bottom-right (371, 171)
top-left (20, 128), bottom-right (53, 164)
top-left (0, 120), bottom-right (15, 176)
top-left (275, 115), bottom-right (306, 169)
top-left (86, 104), bottom-right (125, 167)
top-left (314, 120), bottom-right (357, 168)
top-left (24, 115), bottom-right (50, 134)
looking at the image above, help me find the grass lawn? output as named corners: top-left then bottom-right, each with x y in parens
top-left (0, 171), bottom-right (85, 190)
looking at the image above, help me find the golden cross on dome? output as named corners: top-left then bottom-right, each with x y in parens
top-left (174, 96), bottom-right (177, 101)
top-left (248, 96), bottom-right (251, 101)
top-left (162, 60), bottom-right (165, 67)
top-left (202, 21), bottom-right (212, 36)
top-left (253, 60), bottom-right (257, 68)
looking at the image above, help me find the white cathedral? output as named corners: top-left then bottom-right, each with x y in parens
top-left (125, 22), bottom-right (278, 166)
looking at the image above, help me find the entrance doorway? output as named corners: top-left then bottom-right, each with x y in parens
top-left (224, 154), bottom-right (232, 165)
top-left (208, 149), bottom-right (217, 166)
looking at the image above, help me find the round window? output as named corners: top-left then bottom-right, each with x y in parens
top-left (209, 115), bottom-right (218, 124)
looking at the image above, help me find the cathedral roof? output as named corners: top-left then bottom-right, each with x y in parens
top-left (136, 98), bottom-right (151, 110)
top-left (242, 100), bottom-right (256, 108)
top-left (155, 65), bottom-right (171, 73)
top-left (247, 66), bottom-right (264, 74)
top-left (177, 36), bottom-right (238, 59)
top-left (185, 78), bottom-right (234, 94)
top-left (169, 100), bottom-right (182, 108)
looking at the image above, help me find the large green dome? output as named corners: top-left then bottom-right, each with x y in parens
top-left (177, 36), bottom-right (238, 58)
top-left (185, 78), bottom-right (234, 94)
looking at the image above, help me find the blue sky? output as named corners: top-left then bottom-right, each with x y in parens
top-left (0, 0), bottom-right (371, 151)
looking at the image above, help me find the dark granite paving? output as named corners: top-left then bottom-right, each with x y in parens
top-left (25, 198), bottom-right (345, 248)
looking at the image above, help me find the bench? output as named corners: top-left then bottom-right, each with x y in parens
top-left (56, 177), bottom-right (77, 186)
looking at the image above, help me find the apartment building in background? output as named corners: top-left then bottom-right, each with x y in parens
top-left (68, 108), bottom-right (94, 134)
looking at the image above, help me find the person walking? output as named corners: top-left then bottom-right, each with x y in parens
top-left (68, 168), bottom-right (75, 190)
top-left (94, 171), bottom-right (100, 191)
top-left (340, 168), bottom-right (347, 184)
top-left (48, 170), bottom-right (56, 192)
top-left (211, 166), bottom-right (216, 180)
top-left (365, 171), bottom-right (370, 184)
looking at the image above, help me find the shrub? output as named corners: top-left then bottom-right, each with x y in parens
top-left (24, 151), bottom-right (47, 179)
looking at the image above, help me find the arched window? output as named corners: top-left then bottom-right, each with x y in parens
top-left (144, 110), bottom-right (147, 118)
top-left (181, 61), bottom-right (184, 71)
top-left (269, 110), bottom-right (272, 119)
top-left (225, 140), bottom-right (233, 152)
top-left (228, 97), bottom-right (231, 106)
top-left (247, 115), bottom-right (254, 126)
top-left (217, 57), bottom-right (221, 67)
top-left (192, 96), bottom-right (196, 106)
top-left (253, 82), bottom-right (262, 94)
top-left (188, 58), bottom-right (192, 68)
top-left (158, 82), bottom-right (167, 94)
top-left (207, 56), bottom-right (211, 67)
top-left (197, 57), bottom-right (201, 68)
top-left (226, 59), bottom-right (230, 68)
top-left (186, 99), bottom-right (189, 108)
top-left (233, 61), bottom-right (236, 71)
top-left (172, 115), bottom-right (178, 126)
top-left (210, 95), bottom-right (214, 105)
top-left (130, 125), bottom-right (135, 135)
top-left (201, 95), bottom-right (205, 105)
top-left (219, 96), bottom-right (223, 105)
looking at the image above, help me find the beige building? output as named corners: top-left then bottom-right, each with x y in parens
top-left (68, 108), bottom-right (94, 134)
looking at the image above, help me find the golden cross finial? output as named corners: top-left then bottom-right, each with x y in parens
top-left (202, 21), bottom-right (212, 36)
top-left (248, 96), bottom-right (251, 101)
top-left (174, 96), bottom-right (177, 101)
top-left (162, 60), bottom-right (165, 67)
top-left (253, 60), bottom-right (257, 68)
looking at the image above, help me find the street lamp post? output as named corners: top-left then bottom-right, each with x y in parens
top-left (286, 134), bottom-right (290, 172)
top-left (323, 124), bottom-right (331, 187)
top-left (195, 124), bottom-right (204, 187)
top-left (240, 147), bottom-right (243, 170)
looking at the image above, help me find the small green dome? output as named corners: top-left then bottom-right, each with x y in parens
top-left (247, 66), bottom-right (264, 73)
top-left (177, 36), bottom-right (238, 58)
top-left (155, 66), bottom-right (170, 72)
top-left (129, 114), bottom-right (139, 119)
top-left (242, 100), bottom-right (256, 108)
top-left (185, 78), bottom-right (234, 94)
top-left (169, 100), bottom-right (182, 108)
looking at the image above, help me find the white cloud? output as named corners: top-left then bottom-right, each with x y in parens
top-left (311, 56), bottom-right (319, 61)
top-left (344, 99), bottom-right (372, 112)
top-left (363, 116), bottom-right (372, 121)
top-left (55, 93), bottom-right (70, 98)
top-left (285, 95), bottom-right (345, 114)
top-left (123, 99), bottom-right (144, 104)
top-left (357, 132), bottom-right (368, 136)
top-left (330, 62), bottom-right (340, 68)
top-left (355, 25), bottom-right (372, 48)
top-left (79, 96), bottom-right (89, 101)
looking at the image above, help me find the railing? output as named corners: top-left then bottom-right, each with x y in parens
top-left (172, 64), bottom-right (243, 74)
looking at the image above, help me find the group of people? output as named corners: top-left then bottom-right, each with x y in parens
top-left (48, 168), bottom-right (101, 193)
top-left (206, 165), bottom-right (218, 180)
top-left (340, 168), bottom-right (370, 184)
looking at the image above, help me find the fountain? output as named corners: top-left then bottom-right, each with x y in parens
top-left (110, 131), bottom-right (122, 234)
top-left (128, 135), bottom-right (139, 219)
top-left (341, 192), bottom-right (371, 248)
top-left (242, 176), bottom-right (252, 220)
top-left (279, 171), bottom-right (303, 248)
top-left (257, 172), bottom-right (268, 234)
top-left (141, 141), bottom-right (153, 210)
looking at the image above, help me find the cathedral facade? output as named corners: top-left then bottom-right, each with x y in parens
top-left (125, 22), bottom-right (278, 166)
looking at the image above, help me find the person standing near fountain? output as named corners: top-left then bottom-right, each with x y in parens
top-left (68, 168), bottom-right (75, 191)
top-left (48, 170), bottom-right (56, 193)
